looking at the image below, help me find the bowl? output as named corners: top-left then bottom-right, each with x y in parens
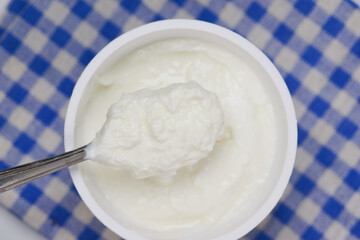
top-left (64, 19), bottom-right (297, 240)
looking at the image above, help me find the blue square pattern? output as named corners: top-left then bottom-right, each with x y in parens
top-left (14, 133), bottom-right (35, 153)
top-left (20, 184), bottom-right (42, 204)
top-left (274, 203), bottom-right (294, 224)
top-left (7, 83), bottom-right (28, 104)
top-left (309, 96), bottom-right (329, 117)
top-left (295, 175), bottom-right (315, 196)
top-left (21, 5), bottom-right (42, 25)
top-left (100, 21), bottom-right (121, 41)
top-left (79, 49), bottom-right (96, 66)
top-left (298, 126), bottom-right (308, 145)
top-left (51, 27), bottom-right (71, 47)
top-left (58, 77), bottom-right (75, 97)
top-left (294, 0), bottom-right (315, 15)
top-left (8, 0), bottom-right (27, 14)
top-left (0, 115), bottom-right (5, 130)
top-left (29, 55), bottom-right (50, 75)
top-left (49, 205), bottom-right (71, 226)
top-left (198, 8), bottom-right (218, 22)
top-left (246, 2), bottom-right (266, 22)
top-left (254, 232), bottom-right (272, 240)
top-left (323, 17), bottom-right (344, 37)
top-left (302, 46), bottom-right (322, 66)
top-left (316, 147), bottom-right (336, 167)
top-left (302, 226), bottom-right (322, 240)
top-left (344, 170), bottom-right (360, 190)
top-left (337, 118), bottom-right (357, 139)
top-left (79, 227), bottom-right (100, 240)
top-left (351, 39), bottom-right (360, 58)
top-left (1, 33), bottom-right (21, 54)
top-left (172, 0), bottom-right (186, 7)
top-left (323, 198), bottom-right (344, 218)
top-left (72, 0), bottom-right (92, 19)
top-left (330, 67), bottom-right (351, 88)
top-left (152, 14), bottom-right (164, 21)
top-left (284, 74), bottom-right (301, 94)
top-left (351, 221), bottom-right (360, 237)
top-left (274, 24), bottom-right (294, 44)
top-left (121, 0), bottom-right (141, 13)
top-left (36, 105), bottom-right (57, 126)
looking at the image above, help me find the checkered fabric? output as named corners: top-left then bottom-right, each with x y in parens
top-left (0, 0), bottom-right (359, 239)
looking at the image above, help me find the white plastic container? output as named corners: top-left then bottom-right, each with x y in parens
top-left (64, 20), bottom-right (297, 240)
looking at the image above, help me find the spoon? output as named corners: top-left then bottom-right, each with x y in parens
top-left (0, 146), bottom-right (86, 194)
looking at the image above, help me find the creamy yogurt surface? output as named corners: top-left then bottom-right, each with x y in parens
top-left (76, 38), bottom-right (277, 239)
top-left (86, 81), bottom-right (225, 179)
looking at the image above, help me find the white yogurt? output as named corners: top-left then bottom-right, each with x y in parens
top-left (86, 81), bottom-right (225, 179)
top-left (76, 39), bottom-right (277, 238)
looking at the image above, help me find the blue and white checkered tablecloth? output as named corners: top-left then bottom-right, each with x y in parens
top-left (0, 0), bottom-right (359, 239)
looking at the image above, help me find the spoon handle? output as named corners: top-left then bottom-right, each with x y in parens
top-left (0, 146), bottom-right (86, 194)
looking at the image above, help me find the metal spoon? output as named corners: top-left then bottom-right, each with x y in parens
top-left (0, 146), bottom-right (86, 194)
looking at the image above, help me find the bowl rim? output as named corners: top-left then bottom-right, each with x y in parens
top-left (64, 19), bottom-right (297, 240)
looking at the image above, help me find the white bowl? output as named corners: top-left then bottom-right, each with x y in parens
top-left (64, 19), bottom-right (297, 240)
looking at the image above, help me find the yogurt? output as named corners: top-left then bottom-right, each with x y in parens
top-left (86, 81), bottom-right (225, 179)
top-left (75, 38), bottom-right (277, 238)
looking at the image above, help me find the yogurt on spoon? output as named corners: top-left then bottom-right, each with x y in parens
top-left (86, 81), bottom-right (225, 179)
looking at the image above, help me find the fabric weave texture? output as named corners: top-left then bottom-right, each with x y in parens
top-left (0, 0), bottom-right (359, 239)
